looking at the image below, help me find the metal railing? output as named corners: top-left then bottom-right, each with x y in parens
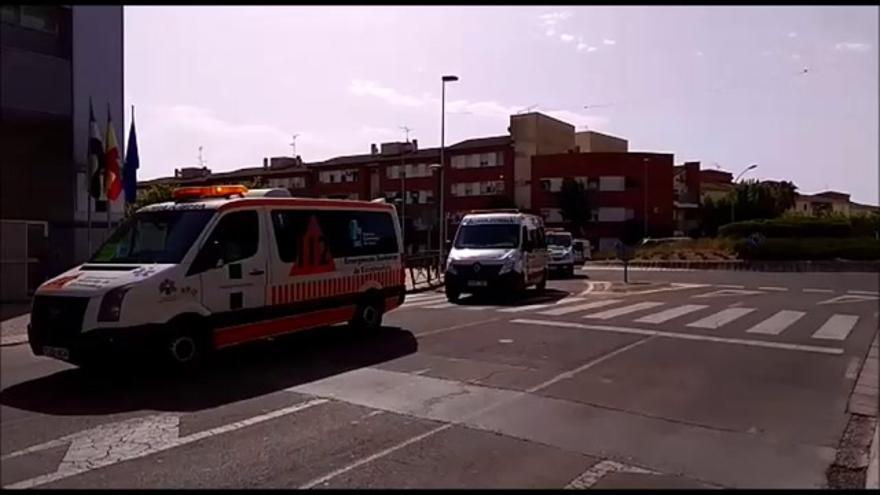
top-left (403, 251), bottom-right (444, 291)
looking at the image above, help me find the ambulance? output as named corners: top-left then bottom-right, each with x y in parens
top-left (27, 185), bottom-right (406, 367)
top-left (444, 210), bottom-right (548, 302)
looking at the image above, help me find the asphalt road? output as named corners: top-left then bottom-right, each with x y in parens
top-left (1, 269), bottom-right (877, 489)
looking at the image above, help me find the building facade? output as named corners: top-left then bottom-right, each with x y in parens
top-left (1, 5), bottom-right (124, 301)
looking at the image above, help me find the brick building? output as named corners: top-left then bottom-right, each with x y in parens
top-left (139, 112), bottom-right (701, 253)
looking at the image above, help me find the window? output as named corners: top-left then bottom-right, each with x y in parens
top-left (540, 177), bottom-right (563, 193)
top-left (598, 207), bottom-right (627, 222)
top-left (387, 165), bottom-right (400, 179)
top-left (599, 176), bottom-right (626, 192)
top-left (90, 210), bottom-right (215, 264)
top-left (1, 5), bottom-right (17, 24)
top-left (451, 152), bottom-right (501, 169)
top-left (320, 169), bottom-right (358, 184)
top-left (451, 156), bottom-right (466, 169)
top-left (590, 209), bottom-right (600, 222)
top-left (199, 211), bottom-right (260, 267)
top-left (272, 209), bottom-right (398, 262)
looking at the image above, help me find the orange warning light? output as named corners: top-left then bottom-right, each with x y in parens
top-left (172, 185), bottom-right (248, 201)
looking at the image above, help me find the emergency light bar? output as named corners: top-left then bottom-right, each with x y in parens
top-left (172, 185), bottom-right (249, 201)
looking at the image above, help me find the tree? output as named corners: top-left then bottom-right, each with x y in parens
top-left (556, 178), bottom-right (592, 236)
top-left (129, 183), bottom-right (174, 215)
top-left (728, 179), bottom-right (798, 221)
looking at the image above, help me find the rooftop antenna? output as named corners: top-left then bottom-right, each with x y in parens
top-left (290, 134), bottom-right (299, 157)
top-left (399, 125), bottom-right (413, 143)
top-left (198, 145), bottom-right (206, 167)
top-left (516, 104), bottom-right (538, 114)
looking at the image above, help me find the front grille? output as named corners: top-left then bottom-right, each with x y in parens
top-left (453, 263), bottom-right (502, 279)
top-left (30, 295), bottom-right (90, 346)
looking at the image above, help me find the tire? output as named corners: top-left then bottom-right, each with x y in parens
top-left (445, 285), bottom-right (461, 303)
top-left (163, 324), bottom-right (211, 369)
top-left (351, 296), bottom-right (384, 331)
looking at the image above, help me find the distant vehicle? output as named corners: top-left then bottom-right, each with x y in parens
top-left (28, 185), bottom-right (405, 367)
top-left (546, 229), bottom-right (576, 277)
top-left (444, 211), bottom-right (548, 302)
top-left (572, 238), bottom-right (591, 264)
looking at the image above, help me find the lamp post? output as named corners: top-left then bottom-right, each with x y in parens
top-left (731, 164), bottom-right (758, 223)
top-left (438, 74), bottom-right (458, 264)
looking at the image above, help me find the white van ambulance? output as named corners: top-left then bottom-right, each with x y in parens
top-left (444, 210), bottom-right (548, 302)
top-left (28, 185), bottom-right (406, 367)
top-left (546, 229), bottom-right (575, 277)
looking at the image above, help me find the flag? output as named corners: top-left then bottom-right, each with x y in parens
top-left (104, 105), bottom-right (122, 201)
top-left (123, 105), bottom-right (139, 204)
top-left (87, 98), bottom-right (106, 200)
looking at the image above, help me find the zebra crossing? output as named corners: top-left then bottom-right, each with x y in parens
top-left (399, 292), bottom-right (866, 343)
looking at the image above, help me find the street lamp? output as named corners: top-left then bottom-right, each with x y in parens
top-left (731, 164), bottom-right (758, 223)
top-left (438, 74), bottom-right (459, 263)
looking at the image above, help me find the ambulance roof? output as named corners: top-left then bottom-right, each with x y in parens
top-left (139, 196), bottom-right (395, 214)
top-left (460, 212), bottom-right (540, 225)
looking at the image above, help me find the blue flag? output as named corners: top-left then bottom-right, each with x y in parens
top-left (123, 105), bottom-right (139, 204)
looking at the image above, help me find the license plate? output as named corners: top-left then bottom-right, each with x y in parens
top-left (42, 346), bottom-right (70, 361)
top-left (467, 280), bottom-right (488, 287)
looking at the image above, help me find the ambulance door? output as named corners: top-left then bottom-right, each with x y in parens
top-left (188, 209), bottom-right (268, 315)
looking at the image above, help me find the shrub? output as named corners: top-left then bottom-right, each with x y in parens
top-left (734, 237), bottom-right (880, 261)
top-left (718, 217), bottom-right (854, 239)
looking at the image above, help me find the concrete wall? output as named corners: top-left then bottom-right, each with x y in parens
top-left (510, 113), bottom-right (575, 209)
top-left (575, 131), bottom-right (628, 153)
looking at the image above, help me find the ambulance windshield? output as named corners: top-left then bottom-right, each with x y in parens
top-left (89, 209), bottom-right (215, 264)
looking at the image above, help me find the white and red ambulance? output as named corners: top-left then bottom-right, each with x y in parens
top-left (28, 185), bottom-right (406, 367)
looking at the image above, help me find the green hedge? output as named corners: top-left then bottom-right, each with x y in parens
top-left (718, 217), bottom-right (855, 238)
top-left (734, 237), bottom-right (880, 261)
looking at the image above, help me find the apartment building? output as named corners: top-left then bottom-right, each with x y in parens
top-left (792, 191), bottom-right (880, 217)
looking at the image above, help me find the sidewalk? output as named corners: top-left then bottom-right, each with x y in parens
top-left (1, 311), bottom-right (29, 347)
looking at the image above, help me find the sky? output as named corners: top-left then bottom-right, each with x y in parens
top-left (125, 6), bottom-right (879, 204)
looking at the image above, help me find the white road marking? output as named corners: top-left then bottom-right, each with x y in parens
top-left (811, 314), bottom-right (860, 341)
top-left (715, 284), bottom-right (745, 289)
top-left (848, 290), bottom-right (880, 296)
top-left (745, 310), bottom-right (806, 335)
top-left (296, 336), bottom-right (654, 489)
top-left (3, 398), bottom-right (328, 490)
top-left (565, 459), bottom-right (657, 489)
top-left (615, 283), bottom-right (710, 297)
top-left (693, 289), bottom-right (764, 299)
top-left (461, 305), bottom-right (496, 311)
top-left (845, 357), bottom-right (862, 380)
top-left (423, 302), bottom-right (456, 309)
top-left (405, 292), bottom-right (443, 302)
top-left (686, 308), bottom-right (756, 329)
top-left (818, 294), bottom-right (879, 305)
top-left (497, 297), bottom-right (584, 313)
top-left (512, 318), bottom-right (844, 355)
top-left (635, 305), bottom-right (708, 324)
top-left (537, 299), bottom-right (623, 316)
top-left (403, 295), bottom-right (450, 307)
top-left (758, 286), bottom-right (788, 292)
top-left (416, 317), bottom-right (501, 338)
top-left (582, 302), bottom-right (664, 320)
top-left (803, 288), bottom-right (834, 294)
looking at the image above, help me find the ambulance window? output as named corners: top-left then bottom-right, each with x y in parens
top-left (271, 209), bottom-right (398, 262)
top-left (199, 211), bottom-right (259, 267)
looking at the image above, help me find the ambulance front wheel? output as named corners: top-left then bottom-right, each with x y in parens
top-left (163, 321), bottom-right (211, 367)
top-left (351, 296), bottom-right (384, 331)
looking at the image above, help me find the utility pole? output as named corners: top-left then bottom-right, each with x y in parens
top-left (399, 126), bottom-right (412, 252)
top-left (198, 146), bottom-right (206, 167)
top-left (290, 134), bottom-right (299, 157)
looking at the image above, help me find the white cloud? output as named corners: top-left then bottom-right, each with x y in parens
top-left (348, 79), bottom-right (427, 107)
top-left (543, 109), bottom-right (609, 129)
top-left (560, 33), bottom-right (575, 43)
top-left (587, 46), bottom-right (599, 52)
top-left (788, 32), bottom-right (798, 38)
top-left (539, 11), bottom-right (572, 26)
top-left (577, 42), bottom-right (588, 51)
top-left (602, 38), bottom-right (616, 45)
top-left (835, 42), bottom-right (871, 52)
top-left (545, 28), bottom-right (556, 37)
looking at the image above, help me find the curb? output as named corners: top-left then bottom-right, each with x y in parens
top-left (586, 260), bottom-right (880, 273)
top-left (0, 335), bottom-right (28, 347)
top-left (868, 425), bottom-right (879, 489)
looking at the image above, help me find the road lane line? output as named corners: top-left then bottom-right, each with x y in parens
top-left (537, 299), bottom-right (622, 316)
top-left (416, 317), bottom-right (501, 338)
top-left (496, 297), bottom-right (584, 313)
top-left (715, 284), bottom-right (745, 289)
top-left (803, 288), bottom-right (834, 294)
top-left (423, 302), bottom-right (456, 309)
top-left (849, 290), bottom-right (880, 296)
top-left (686, 308), bottom-right (756, 329)
top-left (758, 286), bottom-right (788, 292)
top-left (402, 295), bottom-right (450, 307)
top-left (582, 302), bottom-right (664, 320)
top-left (811, 314), bottom-right (860, 341)
top-left (405, 292), bottom-right (443, 302)
top-left (461, 305), bottom-right (495, 311)
top-left (298, 335), bottom-right (653, 489)
top-left (3, 398), bottom-right (329, 490)
top-left (511, 318), bottom-right (844, 355)
top-left (635, 305), bottom-right (708, 324)
top-left (565, 460), bottom-right (657, 489)
top-left (745, 310), bottom-right (806, 336)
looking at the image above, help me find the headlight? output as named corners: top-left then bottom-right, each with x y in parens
top-left (499, 255), bottom-right (523, 275)
top-left (98, 286), bottom-right (131, 322)
top-left (446, 260), bottom-right (458, 275)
